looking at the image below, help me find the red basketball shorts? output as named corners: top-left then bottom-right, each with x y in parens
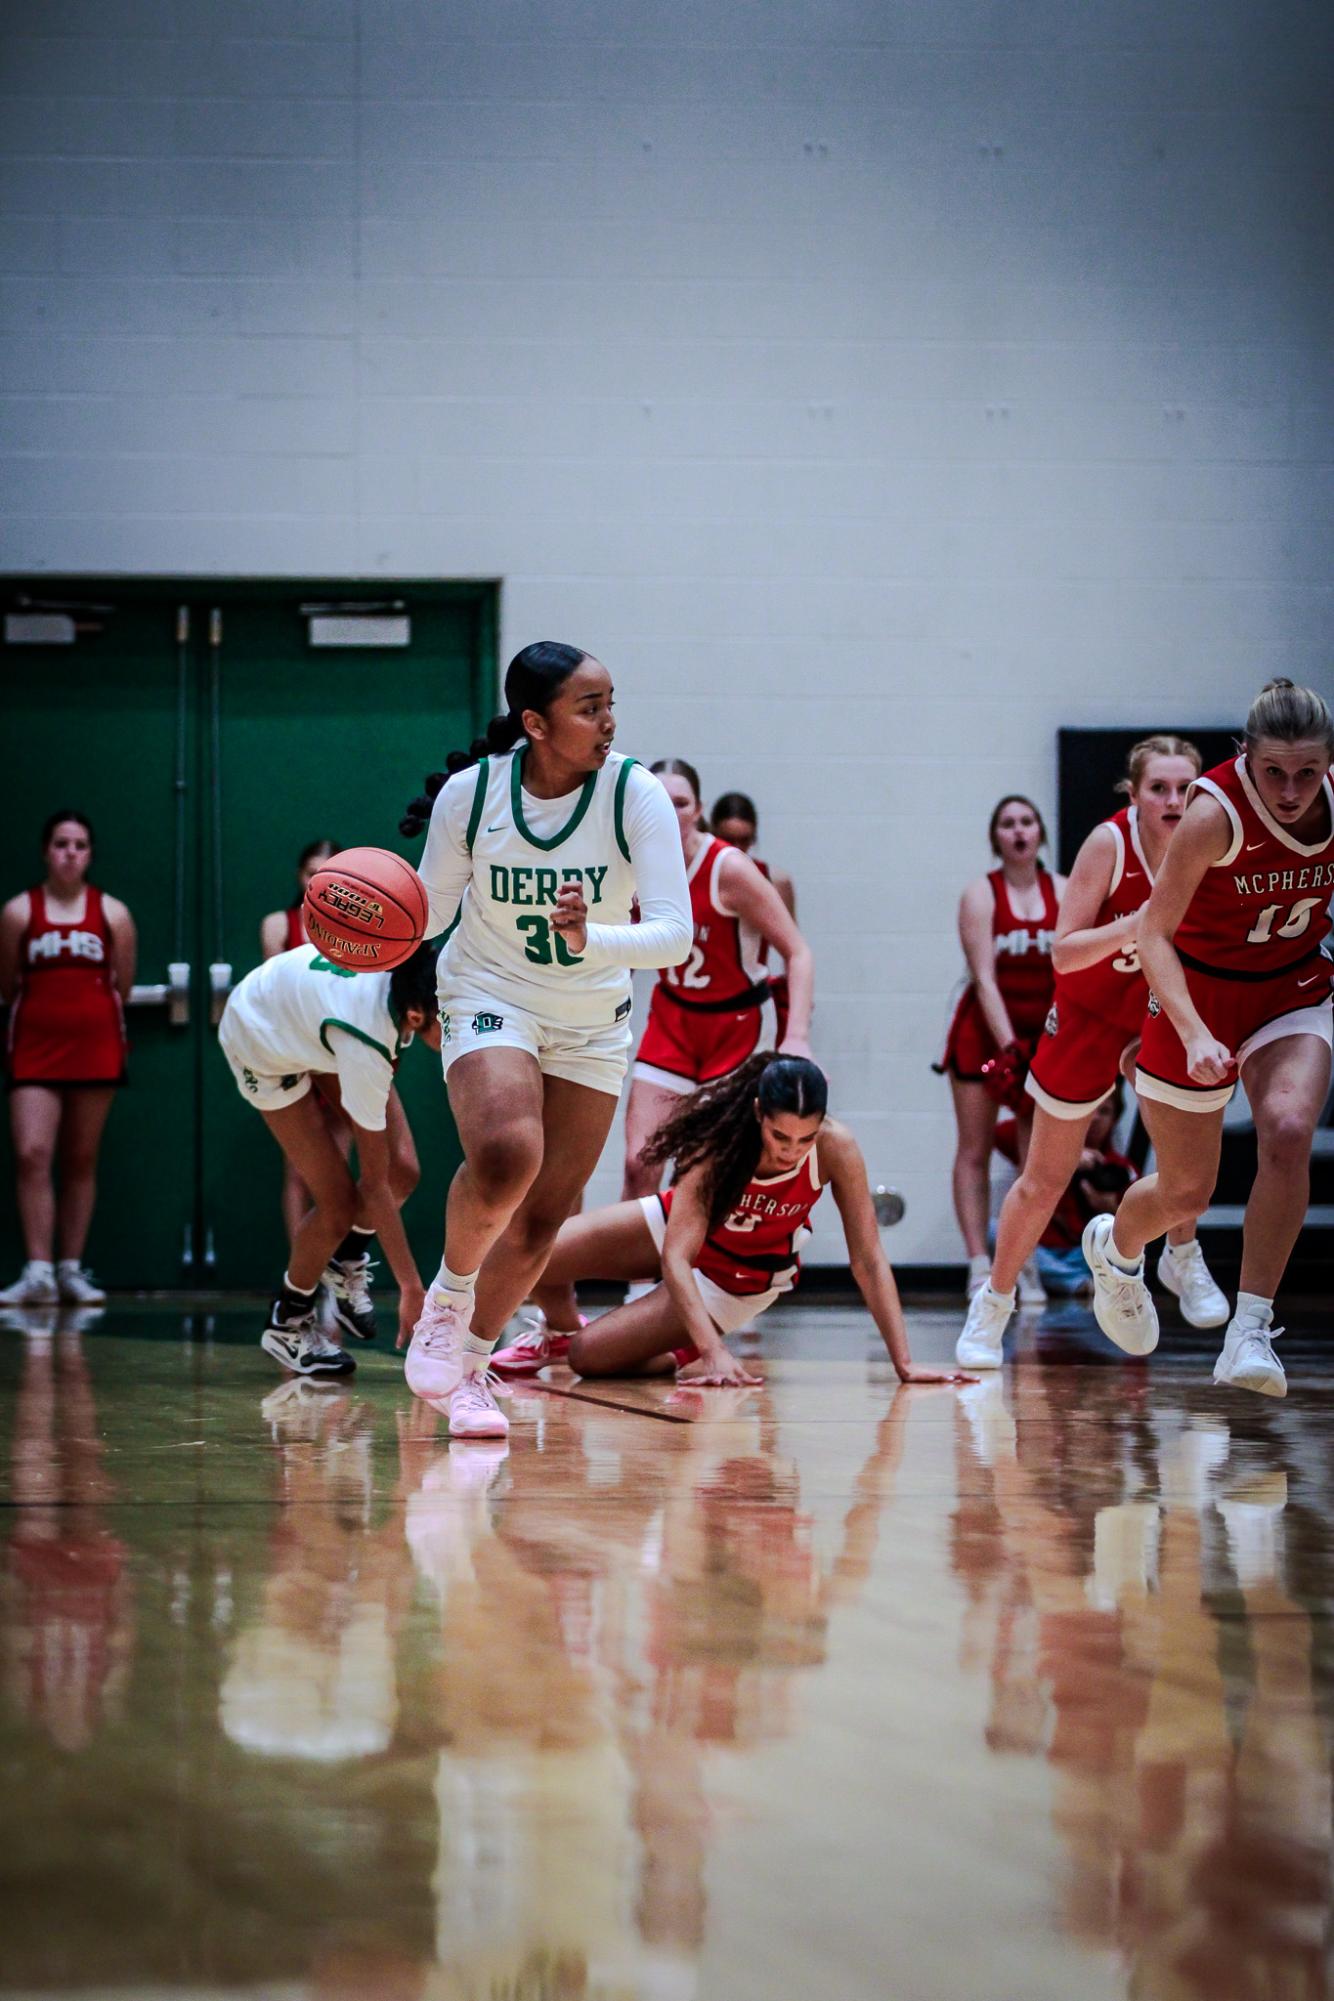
top-left (1026, 995), bottom-right (1138, 1122)
top-left (1135, 955), bottom-right (1333, 1114)
top-left (633, 987), bottom-right (777, 1095)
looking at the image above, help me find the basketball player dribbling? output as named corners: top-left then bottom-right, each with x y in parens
top-left (399, 642), bottom-right (692, 1440)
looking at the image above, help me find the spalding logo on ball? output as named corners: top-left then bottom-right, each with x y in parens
top-left (303, 847), bottom-right (429, 970)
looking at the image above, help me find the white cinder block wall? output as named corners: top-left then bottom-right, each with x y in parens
top-left (3, 1), bottom-right (1330, 1262)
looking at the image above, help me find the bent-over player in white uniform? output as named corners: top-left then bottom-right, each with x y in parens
top-left (399, 640), bottom-right (691, 1440)
top-left (219, 942), bottom-right (441, 1377)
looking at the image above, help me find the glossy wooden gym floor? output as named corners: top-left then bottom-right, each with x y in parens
top-left (1, 1296), bottom-right (1330, 2000)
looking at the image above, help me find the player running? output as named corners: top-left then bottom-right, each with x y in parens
top-left (956, 736), bottom-right (1229, 1368)
top-left (400, 642), bottom-right (692, 1440)
top-left (1082, 681), bottom-right (1333, 1397)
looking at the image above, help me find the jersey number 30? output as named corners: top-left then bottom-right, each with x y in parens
top-left (516, 915), bottom-right (581, 968)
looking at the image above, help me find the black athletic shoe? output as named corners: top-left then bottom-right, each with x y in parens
top-left (260, 1298), bottom-right (356, 1377)
top-left (321, 1253), bottom-right (379, 1342)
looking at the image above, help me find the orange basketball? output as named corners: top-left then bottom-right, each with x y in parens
top-left (303, 846), bottom-right (429, 971)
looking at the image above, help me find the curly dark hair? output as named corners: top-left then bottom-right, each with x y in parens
top-left (641, 1052), bottom-right (828, 1229)
top-left (388, 940), bottom-right (440, 1019)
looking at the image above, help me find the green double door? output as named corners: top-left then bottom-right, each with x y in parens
top-left (0, 580), bottom-right (493, 1290)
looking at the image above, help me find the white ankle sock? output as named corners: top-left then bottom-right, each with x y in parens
top-left (987, 1283), bottom-right (1016, 1308)
top-left (434, 1260), bottom-right (478, 1301)
top-left (464, 1333), bottom-right (496, 1360)
top-left (1233, 1290), bottom-right (1273, 1329)
top-left (1105, 1230), bottom-right (1140, 1275)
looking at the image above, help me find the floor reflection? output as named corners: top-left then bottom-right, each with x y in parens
top-left (2, 1307), bottom-right (132, 1755)
top-left (952, 1367), bottom-right (1333, 2001)
top-left (0, 1301), bottom-right (1331, 1997)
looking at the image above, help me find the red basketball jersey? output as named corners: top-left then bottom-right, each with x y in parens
top-left (661, 1146), bottom-right (824, 1296)
top-left (658, 836), bottom-right (767, 1010)
top-left (285, 904), bottom-right (307, 951)
top-left (1178, 756), bottom-right (1334, 975)
top-left (991, 869), bottom-right (1060, 1013)
top-left (1053, 807), bottom-right (1155, 1032)
top-left (8, 885), bottom-right (125, 1084)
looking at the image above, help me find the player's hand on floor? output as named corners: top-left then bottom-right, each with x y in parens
top-left (552, 883), bottom-right (588, 956)
top-left (677, 1353), bottom-right (763, 1388)
top-left (897, 1363), bottom-right (979, 1385)
top-left (396, 1283), bottom-right (425, 1350)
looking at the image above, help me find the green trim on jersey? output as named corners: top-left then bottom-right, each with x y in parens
top-left (319, 1019), bottom-right (396, 1064)
top-left (464, 758), bottom-right (490, 855)
top-left (613, 756), bottom-right (639, 863)
top-left (510, 748), bottom-right (597, 852)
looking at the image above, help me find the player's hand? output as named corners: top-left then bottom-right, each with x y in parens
top-left (1184, 1029), bottom-right (1234, 1087)
top-left (396, 1281), bottom-right (425, 1350)
top-left (777, 1031), bottom-right (813, 1060)
top-left (677, 1350), bottom-right (763, 1388)
top-left (552, 883), bottom-right (588, 956)
top-left (896, 1363), bottom-right (979, 1385)
top-left (980, 1039), bottom-right (1029, 1112)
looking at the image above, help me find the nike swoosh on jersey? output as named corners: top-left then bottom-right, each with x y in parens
top-left (1244, 841), bottom-right (1264, 851)
top-left (1297, 973), bottom-right (1323, 986)
top-left (486, 823), bottom-right (507, 833)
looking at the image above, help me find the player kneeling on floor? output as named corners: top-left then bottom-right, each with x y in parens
top-left (530, 1053), bottom-right (974, 1388)
top-left (219, 943), bottom-right (440, 1377)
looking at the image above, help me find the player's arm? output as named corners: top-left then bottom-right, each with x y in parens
top-left (958, 877), bottom-right (1015, 1048)
top-left (328, 1043), bottom-right (425, 1342)
top-left (555, 766), bottom-right (692, 969)
top-left (417, 773), bottom-right (477, 939)
top-left (260, 910), bottom-right (288, 960)
top-left (715, 847), bottom-right (814, 1056)
top-left (103, 894), bottom-right (137, 999)
top-left (352, 1122), bottom-right (425, 1347)
top-left (1136, 793), bottom-right (1233, 1083)
top-left (1050, 826), bottom-right (1136, 975)
top-left (823, 1122), bottom-right (975, 1383)
top-left (660, 1164), bottom-right (762, 1387)
top-left (0, 895), bottom-right (28, 1004)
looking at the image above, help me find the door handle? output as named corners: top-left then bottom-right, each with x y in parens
top-left (127, 961), bottom-right (191, 1027)
top-left (208, 961), bottom-right (233, 1028)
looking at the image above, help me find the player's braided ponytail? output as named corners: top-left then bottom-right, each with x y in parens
top-left (400, 641), bottom-right (590, 836)
top-left (642, 1053), bottom-right (829, 1230)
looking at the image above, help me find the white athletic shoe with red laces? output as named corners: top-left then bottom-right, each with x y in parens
top-left (404, 1290), bottom-right (470, 1404)
top-left (491, 1308), bottom-right (585, 1375)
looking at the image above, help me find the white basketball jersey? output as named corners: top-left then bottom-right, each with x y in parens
top-left (221, 948), bottom-right (404, 1126)
top-left (439, 749), bottom-right (641, 1027)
